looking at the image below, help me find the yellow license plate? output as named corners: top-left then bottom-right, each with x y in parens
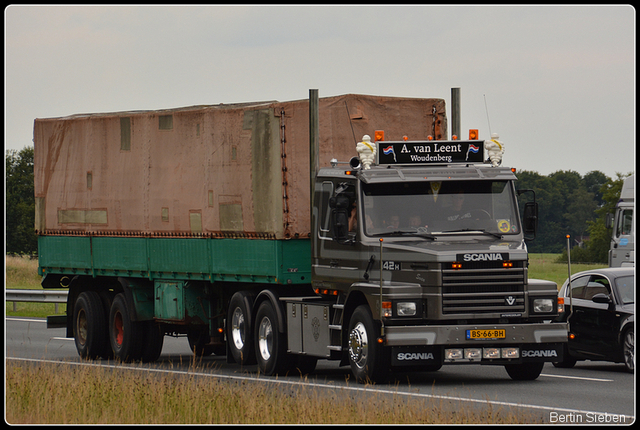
top-left (466, 329), bottom-right (506, 340)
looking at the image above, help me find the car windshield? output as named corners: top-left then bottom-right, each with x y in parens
top-left (361, 180), bottom-right (520, 237)
top-left (615, 275), bottom-right (634, 304)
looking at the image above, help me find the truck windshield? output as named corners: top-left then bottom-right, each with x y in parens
top-left (361, 180), bottom-right (520, 237)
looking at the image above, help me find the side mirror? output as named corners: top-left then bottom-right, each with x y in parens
top-left (523, 201), bottom-right (538, 240)
top-left (591, 293), bottom-right (612, 304)
top-left (605, 213), bottom-right (614, 229)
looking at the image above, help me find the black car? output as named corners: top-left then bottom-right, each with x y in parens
top-left (553, 267), bottom-right (634, 372)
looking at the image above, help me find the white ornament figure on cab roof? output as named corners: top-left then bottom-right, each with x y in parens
top-left (356, 135), bottom-right (377, 170)
top-left (484, 133), bottom-right (505, 167)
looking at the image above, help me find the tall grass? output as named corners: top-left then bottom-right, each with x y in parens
top-left (5, 361), bottom-right (542, 424)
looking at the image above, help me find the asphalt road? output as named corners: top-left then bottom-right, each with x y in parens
top-left (5, 317), bottom-right (635, 424)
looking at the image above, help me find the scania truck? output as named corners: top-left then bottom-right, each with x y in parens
top-left (35, 90), bottom-right (567, 382)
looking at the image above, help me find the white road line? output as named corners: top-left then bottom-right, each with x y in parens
top-left (7, 356), bottom-right (634, 422)
top-left (540, 373), bottom-right (613, 382)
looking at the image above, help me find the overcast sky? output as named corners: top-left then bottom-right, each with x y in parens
top-left (4, 4), bottom-right (635, 178)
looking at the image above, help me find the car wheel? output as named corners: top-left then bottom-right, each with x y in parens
top-left (622, 328), bottom-right (634, 373)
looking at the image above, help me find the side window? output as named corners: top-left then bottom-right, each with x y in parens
top-left (583, 275), bottom-right (611, 300)
top-left (566, 275), bottom-right (590, 300)
top-left (616, 209), bottom-right (633, 237)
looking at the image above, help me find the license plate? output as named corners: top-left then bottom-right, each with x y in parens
top-left (466, 329), bottom-right (506, 340)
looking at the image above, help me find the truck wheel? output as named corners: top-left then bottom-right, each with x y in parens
top-left (552, 344), bottom-right (577, 368)
top-left (347, 305), bottom-right (390, 383)
top-left (140, 321), bottom-right (164, 362)
top-left (227, 292), bottom-right (256, 365)
top-left (505, 362), bottom-right (544, 380)
top-left (73, 291), bottom-right (110, 359)
top-left (254, 300), bottom-right (289, 375)
top-left (109, 293), bottom-right (142, 362)
top-left (621, 328), bottom-right (634, 373)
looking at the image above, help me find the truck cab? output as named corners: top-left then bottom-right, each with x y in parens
top-left (307, 138), bottom-right (566, 382)
top-left (608, 174), bottom-right (634, 267)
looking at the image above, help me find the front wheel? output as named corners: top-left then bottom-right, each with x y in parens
top-left (621, 328), bottom-right (634, 373)
top-left (254, 300), bottom-right (289, 375)
top-left (347, 305), bottom-right (390, 383)
top-left (505, 362), bottom-right (544, 380)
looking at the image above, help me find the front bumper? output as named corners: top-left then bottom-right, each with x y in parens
top-left (384, 322), bottom-right (568, 346)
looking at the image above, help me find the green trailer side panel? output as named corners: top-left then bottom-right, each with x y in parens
top-left (92, 237), bottom-right (148, 273)
top-left (149, 238), bottom-right (210, 275)
top-left (38, 236), bottom-right (92, 271)
top-left (37, 236), bottom-right (311, 284)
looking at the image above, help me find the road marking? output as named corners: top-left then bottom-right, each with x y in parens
top-left (7, 356), bottom-right (634, 422)
top-left (541, 373), bottom-right (613, 382)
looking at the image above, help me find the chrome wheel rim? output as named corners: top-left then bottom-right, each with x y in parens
top-left (231, 307), bottom-right (246, 350)
top-left (257, 316), bottom-right (273, 361)
top-left (348, 322), bottom-right (369, 369)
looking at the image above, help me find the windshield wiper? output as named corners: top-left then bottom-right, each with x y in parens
top-left (439, 229), bottom-right (503, 239)
top-left (371, 230), bottom-right (436, 240)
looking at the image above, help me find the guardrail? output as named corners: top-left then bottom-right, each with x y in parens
top-left (6, 289), bottom-right (68, 313)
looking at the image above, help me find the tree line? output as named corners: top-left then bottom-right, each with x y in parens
top-left (5, 146), bottom-right (632, 263)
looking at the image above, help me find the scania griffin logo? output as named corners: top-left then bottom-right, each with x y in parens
top-left (463, 253), bottom-right (504, 261)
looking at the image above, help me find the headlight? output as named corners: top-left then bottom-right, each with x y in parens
top-left (397, 302), bottom-right (417, 316)
top-left (533, 298), bottom-right (554, 313)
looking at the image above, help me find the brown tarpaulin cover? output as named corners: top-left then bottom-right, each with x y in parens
top-left (34, 94), bottom-right (446, 239)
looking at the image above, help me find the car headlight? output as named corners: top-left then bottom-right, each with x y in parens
top-left (397, 302), bottom-right (417, 316)
top-left (533, 298), bottom-right (554, 313)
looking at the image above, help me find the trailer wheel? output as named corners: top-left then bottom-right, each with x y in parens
top-left (227, 292), bottom-right (256, 365)
top-left (109, 293), bottom-right (142, 362)
top-left (73, 291), bottom-right (110, 359)
top-left (347, 305), bottom-right (390, 383)
top-left (504, 362), bottom-right (544, 380)
top-left (140, 321), bottom-right (164, 362)
top-left (254, 300), bottom-right (289, 375)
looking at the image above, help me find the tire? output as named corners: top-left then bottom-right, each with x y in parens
top-left (621, 328), bottom-right (634, 373)
top-left (347, 305), bottom-right (390, 384)
top-left (254, 300), bottom-right (290, 376)
top-left (291, 356), bottom-right (318, 376)
top-left (73, 291), bottom-right (110, 359)
top-left (227, 292), bottom-right (256, 365)
top-left (109, 293), bottom-right (142, 362)
top-left (552, 344), bottom-right (577, 368)
top-left (505, 362), bottom-right (544, 380)
top-left (140, 321), bottom-right (164, 363)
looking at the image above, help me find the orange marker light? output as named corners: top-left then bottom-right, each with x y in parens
top-left (374, 130), bottom-right (385, 142)
top-left (469, 129), bottom-right (479, 140)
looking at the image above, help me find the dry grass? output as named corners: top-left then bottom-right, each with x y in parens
top-left (5, 361), bottom-right (542, 424)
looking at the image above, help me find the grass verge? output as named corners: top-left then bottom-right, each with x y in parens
top-left (5, 360), bottom-right (543, 424)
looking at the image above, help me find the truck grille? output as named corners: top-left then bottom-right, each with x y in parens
top-left (442, 265), bottom-right (526, 314)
